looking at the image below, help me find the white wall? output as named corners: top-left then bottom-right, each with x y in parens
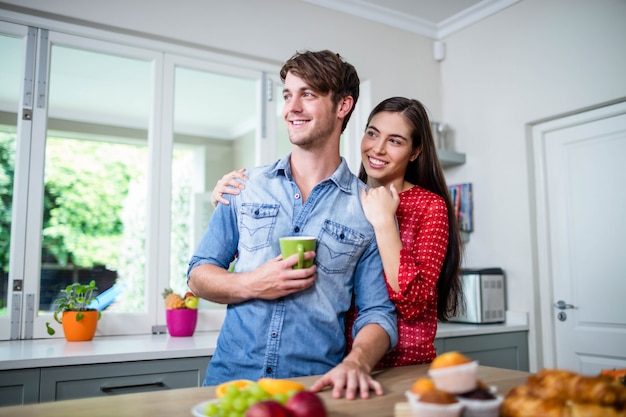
top-left (440, 0), bottom-right (626, 370)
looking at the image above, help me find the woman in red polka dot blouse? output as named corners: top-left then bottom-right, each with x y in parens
top-left (211, 97), bottom-right (464, 368)
top-left (355, 97), bottom-right (463, 367)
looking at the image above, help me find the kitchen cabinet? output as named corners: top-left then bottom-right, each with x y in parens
top-left (0, 357), bottom-right (209, 405)
top-left (434, 330), bottom-right (529, 371)
top-left (40, 356), bottom-right (210, 402)
top-left (0, 368), bottom-right (40, 406)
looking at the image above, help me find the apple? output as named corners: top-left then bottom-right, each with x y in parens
top-left (285, 391), bottom-right (327, 417)
top-left (184, 296), bottom-right (199, 309)
top-left (244, 400), bottom-right (292, 417)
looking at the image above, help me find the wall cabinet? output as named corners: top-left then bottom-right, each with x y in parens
top-left (0, 357), bottom-right (209, 406)
top-left (434, 331), bottom-right (529, 371)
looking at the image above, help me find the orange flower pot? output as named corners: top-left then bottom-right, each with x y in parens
top-left (62, 310), bottom-right (99, 341)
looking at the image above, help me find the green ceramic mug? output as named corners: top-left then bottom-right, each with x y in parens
top-left (279, 236), bottom-right (317, 269)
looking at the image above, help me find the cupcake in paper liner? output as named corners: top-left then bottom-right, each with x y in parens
top-left (405, 376), bottom-right (436, 406)
top-left (457, 383), bottom-right (502, 417)
top-left (408, 389), bottom-right (465, 417)
top-left (428, 352), bottom-right (478, 394)
top-left (457, 395), bottom-right (503, 417)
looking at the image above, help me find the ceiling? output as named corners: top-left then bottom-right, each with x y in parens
top-left (0, 1), bottom-right (519, 140)
top-left (301, 0), bottom-right (519, 39)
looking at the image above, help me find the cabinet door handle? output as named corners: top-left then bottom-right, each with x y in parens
top-left (100, 381), bottom-right (166, 394)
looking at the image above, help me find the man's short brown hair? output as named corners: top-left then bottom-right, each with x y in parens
top-left (280, 50), bottom-right (360, 132)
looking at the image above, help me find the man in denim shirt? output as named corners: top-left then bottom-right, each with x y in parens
top-left (188, 50), bottom-right (397, 400)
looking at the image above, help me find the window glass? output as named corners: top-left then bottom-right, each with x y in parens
top-left (0, 33), bottom-right (22, 318)
top-left (170, 67), bottom-right (257, 313)
top-left (275, 83), bottom-right (291, 158)
top-left (41, 44), bottom-right (151, 320)
top-left (0, 22), bottom-right (276, 339)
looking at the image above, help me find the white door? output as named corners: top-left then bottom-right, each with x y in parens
top-left (533, 100), bottom-right (626, 374)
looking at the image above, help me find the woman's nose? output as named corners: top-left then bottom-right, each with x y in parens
top-left (372, 139), bottom-right (385, 154)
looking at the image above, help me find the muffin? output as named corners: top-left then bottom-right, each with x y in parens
top-left (405, 377), bottom-right (436, 409)
top-left (408, 389), bottom-right (465, 417)
top-left (457, 384), bottom-right (503, 417)
top-left (459, 381), bottom-right (496, 399)
top-left (428, 352), bottom-right (479, 394)
top-left (411, 377), bottom-right (436, 395)
top-left (430, 352), bottom-right (473, 369)
top-left (457, 395), bottom-right (503, 417)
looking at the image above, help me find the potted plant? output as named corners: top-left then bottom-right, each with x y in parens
top-left (46, 280), bottom-right (101, 341)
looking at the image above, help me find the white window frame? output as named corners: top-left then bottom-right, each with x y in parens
top-left (0, 10), bottom-right (281, 340)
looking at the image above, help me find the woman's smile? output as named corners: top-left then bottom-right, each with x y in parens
top-left (367, 156), bottom-right (388, 167)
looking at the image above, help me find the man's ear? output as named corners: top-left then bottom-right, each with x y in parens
top-left (337, 96), bottom-right (354, 119)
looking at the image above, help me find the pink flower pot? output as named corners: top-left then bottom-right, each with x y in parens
top-left (166, 308), bottom-right (198, 337)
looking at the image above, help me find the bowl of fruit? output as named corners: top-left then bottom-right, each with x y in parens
top-left (162, 288), bottom-right (199, 337)
top-left (192, 378), bottom-right (327, 417)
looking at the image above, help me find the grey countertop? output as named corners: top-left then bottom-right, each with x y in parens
top-left (0, 311), bottom-right (527, 371)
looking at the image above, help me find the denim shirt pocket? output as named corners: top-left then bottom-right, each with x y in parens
top-left (317, 220), bottom-right (366, 274)
top-left (239, 203), bottom-right (279, 251)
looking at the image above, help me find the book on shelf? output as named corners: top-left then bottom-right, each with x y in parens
top-left (448, 182), bottom-right (473, 233)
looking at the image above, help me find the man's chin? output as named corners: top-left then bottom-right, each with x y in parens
top-left (289, 136), bottom-right (314, 148)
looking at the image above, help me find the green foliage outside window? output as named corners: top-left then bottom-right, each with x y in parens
top-left (42, 137), bottom-right (141, 270)
top-left (0, 132), bottom-right (143, 273)
top-left (0, 131), bottom-right (15, 275)
top-left (0, 128), bottom-right (194, 315)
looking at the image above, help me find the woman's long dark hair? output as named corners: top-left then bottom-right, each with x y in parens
top-left (358, 97), bottom-right (464, 321)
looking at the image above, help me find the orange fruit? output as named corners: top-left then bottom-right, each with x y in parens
top-left (257, 378), bottom-right (306, 396)
top-left (430, 351), bottom-right (472, 369)
top-left (410, 377), bottom-right (435, 395)
top-left (215, 379), bottom-right (253, 398)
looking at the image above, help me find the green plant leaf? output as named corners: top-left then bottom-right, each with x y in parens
top-left (46, 280), bottom-right (99, 335)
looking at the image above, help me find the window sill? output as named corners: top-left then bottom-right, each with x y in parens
top-left (0, 331), bottom-right (219, 371)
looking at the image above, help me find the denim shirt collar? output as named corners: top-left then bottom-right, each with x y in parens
top-left (263, 152), bottom-right (354, 194)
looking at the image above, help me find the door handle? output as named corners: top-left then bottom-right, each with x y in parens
top-left (554, 300), bottom-right (576, 310)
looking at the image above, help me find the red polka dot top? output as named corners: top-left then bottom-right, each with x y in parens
top-left (377, 185), bottom-right (449, 368)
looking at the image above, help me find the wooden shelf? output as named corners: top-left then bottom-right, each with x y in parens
top-left (437, 148), bottom-right (466, 168)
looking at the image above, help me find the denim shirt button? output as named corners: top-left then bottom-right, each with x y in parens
top-left (271, 331), bottom-right (277, 338)
top-left (266, 367), bottom-right (272, 374)
top-left (294, 193), bottom-right (300, 199)
top-left (294, 226), bottom-right (300, 233)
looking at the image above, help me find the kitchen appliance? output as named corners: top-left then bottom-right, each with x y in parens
top-left (449, 268), bottom-right (506, 324)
